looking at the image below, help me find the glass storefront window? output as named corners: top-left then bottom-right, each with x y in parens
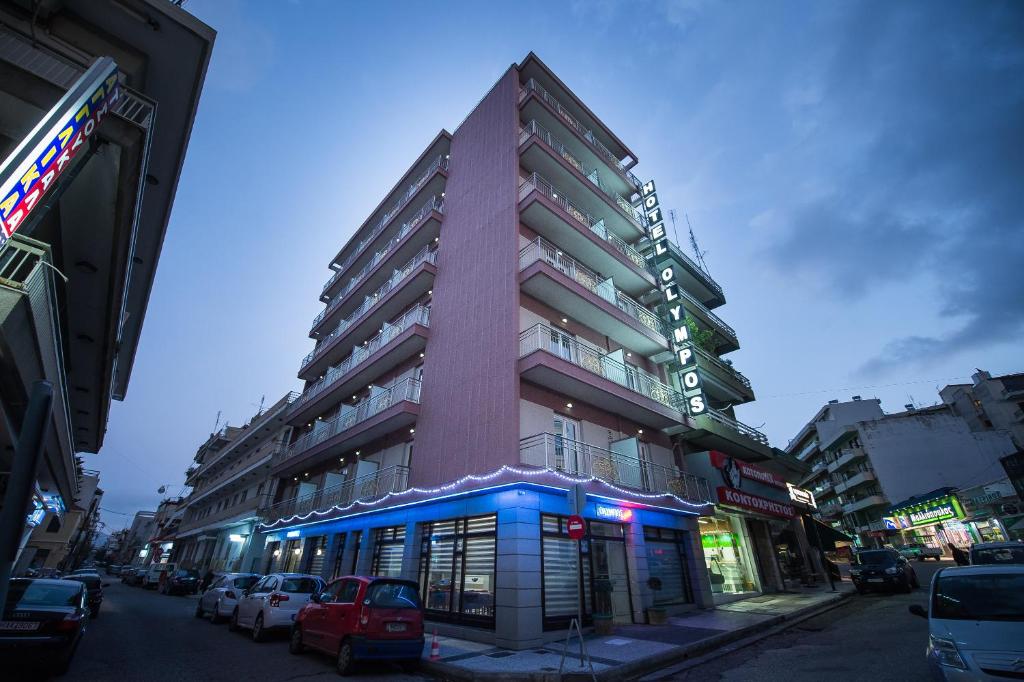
top-left (643, 527), bottom-right (693, 605)
top-left (372, 526), bottom-right (406, 577)
top-left (699, 514), bottom-right (760, 596)
top-left (418, 515), bottom-right (496, 626)
top-left (329, 533), bottom-right (347, 580)
top-left (283, 539), bottom-right (302, 573)
top-left (306, 536), bottom-right (328, 576)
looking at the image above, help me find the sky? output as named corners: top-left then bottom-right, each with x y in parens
top-left (86, 0), bottom-right (1024, 532)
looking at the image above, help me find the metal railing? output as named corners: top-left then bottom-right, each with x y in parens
top-left (692, 344), bottom-right (752, 391)
top-left (295, 305), bottom-right (430, 411)
top-left (520, 78), bottom-right (642, 190)
top-left (519, 237), bottom-right (665, 337)
top-left (672, 278), bottom-right (738, 344)
top-left (282, 378), bottom-right (422, 462)
top-left (702, 408), bottom-right (770, 446)
top-left (518, 172), bottom-right (647, 271)
top-left (321, 195), bottom-right (443, 299)
top-left (520, 433), bottom-right (711, 503)
top-left (651, 237), bottom-right (725, 301)
top-left (197, 393), bottom-right (299, 476)
top-left (519, 324), bottom-right (683, 412)
top-left (326, 156), bottom-right (447, 289)
top-left (261, 465), bottom-right (410, 523)
top-left (303, 247), bottom-right (437, 369)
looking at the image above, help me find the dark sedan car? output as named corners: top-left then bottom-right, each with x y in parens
top-left (0, 578), bottom-right (90, 675)
top-left (64, 573), bottom-right (106, 618)
top-left (161, 569), bottom-right (200, 596)
top-left (850, 549), bottom-right (919, 594)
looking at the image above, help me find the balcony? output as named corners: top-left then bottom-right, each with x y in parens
top-left (518, 324), bottom-right (685, 429)
top-left (817, 501), bottom-right (843, 518)
top-left (519, 238), bottom-right (668, 356)
top-left (290, 306), bottom-right (430, 427)
top-left (197, 392), bottom-right (298, 478)
top-left (272, 378), bottom-right (421, 477)
top-left (645, 280), bottom-right (739, 358)
top-left (833, 470), bottom-right (877, 495)
top-left (640, 238), bottom-right (725, 309)
top-left (519, 78), bottom-right (641, 196)
top-left (300, 248), bottom-right (436, 380)
top-left (260, 465), bottom-right (410, 526)
top-left (520, 433), bottom-right (712, 505)
top-left (691, 345), bottom-right (755, 404)
top-left (318, 195), bottom-right (442, 316)
top-left (519, 121), bottom-right (647, 240)
top-left (811, 480), bottom-right (833, 498)
top-left (326, 155), bottom-right (448, 290)
top-left (827, 447), bottom-right (867, 473)
top-left (682, 409), bottom-right (773, 461)
top-left (518, 173), bottom-right (654, 296)
top-left (178, 496), bottom-right (266, 537)
top-left (842, 494), bottom-right (889, 514)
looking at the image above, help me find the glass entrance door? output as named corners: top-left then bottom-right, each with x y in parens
top-left (553, 414), bottom-right (582, 474)
top-left (591, 538), bottom-right (631, 623)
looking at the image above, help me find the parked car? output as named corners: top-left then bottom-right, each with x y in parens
top-left (122, 567), bottom-right (146, 586)
top-left (969, 541), bottom-right (1024, 566)
top-left (291, 576), bottom-right (424, 675)
top-left (68, 569), bottom-right (100, 577)
top-left (909, 564), bottom-right (1024, 680)
top-left (897, 543), bottom-right (943, 561)
top-left (229, 573), bottom-right (324, 642)
top-left (0, 578), bottom-right (90, 675)
top-left (143, 563), bottom-right (176, 590)
top-left (851, 549), bottom-right (919, 594)
top-left (106, 565), bottom-right (122, 576)
top-left (161, 569), bottom-right (201, 596)
top-left (196, 573), bottom-right (261, 623)
top-left (64, 574), bottom-right (107, 618)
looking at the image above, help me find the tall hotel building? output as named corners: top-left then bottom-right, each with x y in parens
top-left (257, 54), bottom-right (791, 648)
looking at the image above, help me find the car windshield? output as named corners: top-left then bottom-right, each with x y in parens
top-left (367, 581), bottom-right (422, 609)
top-left (66, 575), bottom-right (101, 589)
top-left (234, 576), bottom-right (259, 590)
top-left (6, 582), bottom-right (81, 608)
top-left (933, 573), bottom-right (1024, 621)
top-left (174, 570), bottom-right (198, 578)
top-left (280, 578), bottom-right (320, 594)
top-left (856, 551), bottom-right (896, 566)
top-left (971, 546), bottom-right (1024, 565)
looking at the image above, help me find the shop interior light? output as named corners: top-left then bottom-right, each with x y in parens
top-left (566, 403), bottom-right (573, 409)
top-left (229, 534), bottom-right (245, 543)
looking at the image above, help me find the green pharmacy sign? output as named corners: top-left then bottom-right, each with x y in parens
top-left (891, 495), bottom-right (965, 528)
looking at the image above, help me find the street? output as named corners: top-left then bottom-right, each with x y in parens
top-left (665, 560), bottom-right (949, 681)
top-left (57, 581), bottom-right (428, 682)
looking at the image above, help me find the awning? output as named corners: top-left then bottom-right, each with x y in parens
top-left (805, 516), bottom-right (853, 551)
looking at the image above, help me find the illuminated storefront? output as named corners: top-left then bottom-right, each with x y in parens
top-left (699, 514), bottom-right (760, 597)
top-left (885, 488), bottom-right (970, 550)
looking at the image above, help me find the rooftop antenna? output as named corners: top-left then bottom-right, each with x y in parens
top-left (252, 395), bottom-right (266, 417)
top-left (686, 213), bottom-right (712, 275)
top-left (212, 410), bottom-right (222, 433)
top-left (668, 209), bottom-right (682, 247)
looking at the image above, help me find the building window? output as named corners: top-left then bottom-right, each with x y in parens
top-left (418, 514), bottom-right (496, 627)
top-left (305, 536), bottom-right (328, 576)
top-left (699, 514), bottom-right (760, 596)
top-left (540, 514), bottom-right (592, 630)
top-left (283, 539), bottom-right (302, 573)
top-left (371, 526), bottom-right (406, 577)
top-left (329, 533), bottom-right (347, 580)
top-left (643, 527), bottom-right (693, 605)
top-left (45, 516), bottom-right (61, 533)
top-left (349, 531), bottom-right (362, 575)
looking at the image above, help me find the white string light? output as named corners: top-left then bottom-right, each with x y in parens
top-left (261, 464), bottom-right (712, 530)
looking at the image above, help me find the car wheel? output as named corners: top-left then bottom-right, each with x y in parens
top-left (210, 601), bottom-right (224, 624)
top-left (228, 608), bottom-right (240, 632)
top-left (194, 602), bottom-right (205, 619)
top-left (399, 660), bottom-right (419, 674)
top-left (289, 626), bottom-right (304, 655)
top-left (252, 613), bottom-right (267, 643)
top-left (336, 639), bottom-right (355, 676)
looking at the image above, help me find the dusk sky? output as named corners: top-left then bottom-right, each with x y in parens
top-left (87, 0), bottom-right (1023, 531)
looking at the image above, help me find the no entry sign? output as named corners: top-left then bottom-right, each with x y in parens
top-left (567, 514), bottom-right (585, 540)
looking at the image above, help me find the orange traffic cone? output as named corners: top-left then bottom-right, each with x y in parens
top-left (430, 629), bottom-right (441, 661)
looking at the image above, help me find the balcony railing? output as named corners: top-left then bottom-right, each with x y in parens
top-left (702, 408), bottom-right (770, 446)
top-left (521, 78), bottom-right (641, 191)
top-left (655, 238), bottom-right (725, 302)
top-left (321, 195), bottom-right (443, 300)
top-left (519, 237), bottom-right (665, 338)
top-left (282, 378), bottom-right (422, 462)
top-left (519, 324), bottom-right (683, 412)
top-left (692, 344), bottom-right (752, 391)
top-left (198, 393), bottom-right (299, 475)
top-left (326, 155), bottom-right (447, 287)
top-left (520, 433), bottom-right (711, 504)
top-left (518, 172), bottom-right (647, 271)
top-left (303, 247), bottom-right (436, 369)
top-left (672, 278), bottom-right (738, 345)
top-left (295, 305), bottom-right (430, 412)
top-left (260, 465), bottom-right (410, 524)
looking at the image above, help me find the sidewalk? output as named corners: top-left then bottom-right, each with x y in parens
top-left (419, 582), bottom-right (855, 681)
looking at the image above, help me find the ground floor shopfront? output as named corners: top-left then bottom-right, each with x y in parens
top-left (254, 474), bottom-right (714, 649)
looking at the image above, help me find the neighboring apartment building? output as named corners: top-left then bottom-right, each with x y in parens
top-left (250, 53), bottom-right (804, 649)
top-left (143, 497), bottom-right (185, 566)
top-left (941, 369), bottom-right (1024, 448)
top-left (117, 511), bottom-right (156, 567)
top-left (0, 0), bottom-right (214, 566)
top-left (15, 469), bottom-right (102, 573)
top-left (789, 398), bottom-right (1018, 548)
top-left (171, 393), bottom-right (295, 574)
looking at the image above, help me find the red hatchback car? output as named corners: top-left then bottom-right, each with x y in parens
top-left (290, 576), bottom-right (424, 675)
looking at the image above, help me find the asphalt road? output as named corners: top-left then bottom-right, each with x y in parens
top-left (53, 580), bottom-right (429, 682)
top-left (664, 559), bottom-right (950, 682)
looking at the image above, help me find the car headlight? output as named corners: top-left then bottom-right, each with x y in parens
top-left (929, 636), bottom-right (967, 670)
top-left (884, 567), bottom-right (900, 575)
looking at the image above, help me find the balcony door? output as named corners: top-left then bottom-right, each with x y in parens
top-left (553, 415), bottom-right (582, 474)
top-left (548, 327), bottom-right (576, 362)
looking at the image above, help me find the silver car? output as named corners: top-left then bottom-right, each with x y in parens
top-left (229, 573), bottom-right (324, 642)
top-left (195, 573), bottom-right (261, 623)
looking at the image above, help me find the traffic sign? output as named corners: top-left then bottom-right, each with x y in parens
top-left (567, 514), bottom-right (585, 540)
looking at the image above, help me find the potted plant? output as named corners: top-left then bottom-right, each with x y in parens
top-left (646, 577), bottom-right (668, 624)
top-left (592, 578), bottom-right (615, 635)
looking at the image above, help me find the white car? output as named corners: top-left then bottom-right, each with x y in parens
top-left (229, 573), bottom-right (324, 642)
top-left (143, 562), bottom-right (175, 589)
top-left (969, 541), bottom-right (1024, 566)
top-left (195, 572), bottom-right (261, 623)
top-left (909, 564), bottom-right (1024, 680)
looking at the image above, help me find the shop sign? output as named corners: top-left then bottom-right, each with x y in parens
top-left (637, 180), bottom-right (707, 417)
top-left (710, 451), bottom-right (787, 490)
top-left (0, 58), bottom-right (120, 243)
top-left (285, 530), bottom-right (300, 538)
top-left (882, 517), bottom-right (900, 530)
top-left (787, 483), bottom-right (817, 508)
top-left (1000, 451), bottom-right (1024, 499)
top-left (890, 495), bottom-right (966, 528)
top-left (594, 505), bottom-right (633, 522)
top-left (716, 486), bottom-right (796, 519)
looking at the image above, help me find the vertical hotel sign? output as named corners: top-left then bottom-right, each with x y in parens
top-left (0, 57), bottom-right (120, 244)
top-left (638, 181), bottom-right (707, 416)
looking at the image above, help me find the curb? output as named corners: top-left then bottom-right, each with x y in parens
top-left (418, 592), bottom-right (853, 682)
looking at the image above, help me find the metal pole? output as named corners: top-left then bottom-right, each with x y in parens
top-left (577, 539), bottom-right (583, 667)
top-left (809, 517), bottom-right (835, 592)
top-left (0, 381), bottom-right (54, 608)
